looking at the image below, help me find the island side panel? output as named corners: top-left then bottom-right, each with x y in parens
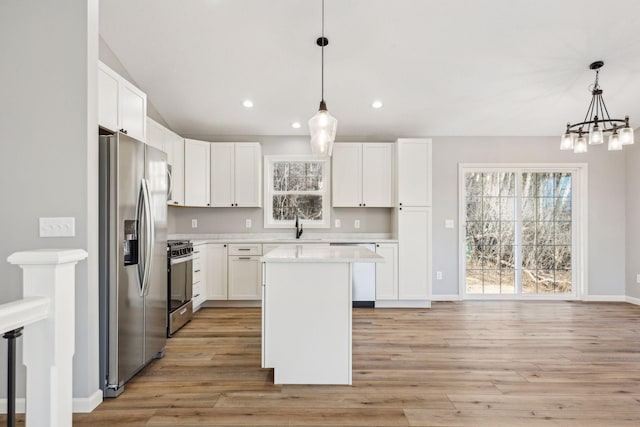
top-left (263, 261), bottom-right (352, 385)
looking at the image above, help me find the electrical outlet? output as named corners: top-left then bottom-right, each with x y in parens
top-left (445, 219), bottom-right (455, 229)
top-left (191, 219), bottom-right (198, 228)
top-left (335, 219), bottom-right (341, 228)
top-left (39, 217), bottom-right (75, 237)
top-left (436, 271), bottom-right (443, 280)
top-left (245, 219), bottom-right (252, 228)
top-left (637, 274), bottom-right (640, 284)
top-left (354, 219), bottom-right (360, 229)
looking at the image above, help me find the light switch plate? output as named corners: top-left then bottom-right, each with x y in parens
top-left (335, 219), bottom-right (341, 228)
top-left (445, 219), bottom-right (455, 229)
top-left (436, 271), bottom-right (443, 280)
top-left (245, 219), bottom-right (252, 228)
top-left (191, 219), bottom-right (198, 228)
top-left (637, 274), bottom-right (640, 284)
top-left (39, 217), bottom-right (75, 237)
top-left (354, 219), bottom-right (361, 229)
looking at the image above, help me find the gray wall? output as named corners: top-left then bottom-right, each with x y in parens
top-left (625, 138), bottom-right (640, 299)
top-left (0, 0), bottom-right (100, 402)
top-left (169, 135), bottom-right (394, 235)
top-left (431, 136), bottom-right (627, 297)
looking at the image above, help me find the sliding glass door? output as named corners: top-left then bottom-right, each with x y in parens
top-left (462, 168), bottom-right (577, 299)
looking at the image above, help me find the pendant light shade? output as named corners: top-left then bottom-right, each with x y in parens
top-left (560, 125), bottom-right (574, 150)
top-left (620, 117), bottom-right (634, 145)
top-left (608, 130), bottom-right (623, 151)
top-left (309, 0), bottom-right (337, 156)
top-left (308, 101), bottom-right (338, 156)
top-left (574, 133), bottom-right (588, 154)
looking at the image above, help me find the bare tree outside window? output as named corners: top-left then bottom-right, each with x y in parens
top-left (465, 171), bottom-right (572, 295)
top-left (268, 160), bottom-right (328, 225)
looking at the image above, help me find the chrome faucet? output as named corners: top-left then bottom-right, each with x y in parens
top-left (295, 215), bottom-right (303, 239)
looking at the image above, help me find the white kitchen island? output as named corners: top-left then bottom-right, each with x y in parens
top-left (261, 245), bottom-right (383, 385)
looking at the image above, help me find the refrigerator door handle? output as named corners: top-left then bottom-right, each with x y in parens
top-left (135, 179), bottom-right (146, 296)
top-left (141, 178), bottom-right (153, 297)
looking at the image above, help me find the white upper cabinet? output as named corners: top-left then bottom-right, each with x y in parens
top-left (396, 138), bottom-right (432, 207)
top-left (98, 61), bottom-right (147, 142)
top-left (146, 118), bottom-right (185, 206)
top-left (184, 139), bottom-right (211, 207)
top-left (210, 142), bottom-right (262, 207)
top-left (362, 143), bottom-right (394, 207)
top-left (332, 143), bottom-right (393, 207)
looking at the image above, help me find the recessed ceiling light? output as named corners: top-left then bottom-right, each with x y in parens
top-left (291, 122), bottom-right (301, 129)
top-left (372, 100), bottom-right (383, 109)
top-left (242, 99), bottom-right (254, 108)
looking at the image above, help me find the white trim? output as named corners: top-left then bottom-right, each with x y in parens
top-left (626, 296), bottom-right (640, 305)
top-left (458, 163), bottom-right (588, 301)
top-left (430, 294), bottom-right (461, 301)
top-left (0, 390), bottom-right (103, 414)
top-left (582, 295), bottom-right (627, 302)
top-left (71, 390), bottom-right (103, 413)
top-left (375, 300), bottom-right (431, 308)
top-left (263, 155), bottom-right (331, 228)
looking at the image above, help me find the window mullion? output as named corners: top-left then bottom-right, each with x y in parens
top-left (515, 170), bottom-right (523, 294)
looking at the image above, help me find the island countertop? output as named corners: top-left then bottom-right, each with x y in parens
top-left (260, 245), bottom-right (384, 263)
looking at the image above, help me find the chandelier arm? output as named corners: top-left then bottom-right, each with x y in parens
top-left (599, 95), bottom-right (614, 129)
top-left (581, 94), bottom-right (596, 132)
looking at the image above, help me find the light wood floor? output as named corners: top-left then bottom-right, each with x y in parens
top-left (7, 301), bottom-right (640, 426)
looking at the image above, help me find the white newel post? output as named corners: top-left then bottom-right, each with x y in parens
top-left (7, 249), bottom-right (88, 427)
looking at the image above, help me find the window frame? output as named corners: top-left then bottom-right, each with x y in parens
top-left (458, 163), bottom-right (588, 301)
top-left (263, 155), bottom-right (331, 228)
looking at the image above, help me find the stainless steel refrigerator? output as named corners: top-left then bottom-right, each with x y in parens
top-left (99, 132), bottom-right (168, 397)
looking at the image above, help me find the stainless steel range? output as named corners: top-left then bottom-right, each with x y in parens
top-left (167, 241), bottom-right (194, 336)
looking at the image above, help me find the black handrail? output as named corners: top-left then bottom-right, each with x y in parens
top-left (3, 328), bottom-right (22, 427)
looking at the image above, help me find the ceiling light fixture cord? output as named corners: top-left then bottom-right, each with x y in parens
top-left (321, 0), bottom-right (325, 103)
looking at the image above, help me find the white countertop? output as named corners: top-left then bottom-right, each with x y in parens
top-left (169, 233), bottom-right (398, 245)
top-left (261, 245), bottom-right (384, 263)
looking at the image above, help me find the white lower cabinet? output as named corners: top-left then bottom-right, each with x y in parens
top-left (205, 244), bottom-right (228, 300)
top-left (398, 207), bottom-right (432, 301)
top-left (375, 243), bottom-right (398, 300)
top-left (192, 243), bottom-right (207, 311)
top-left (228, 255), bottom-right (262, 300)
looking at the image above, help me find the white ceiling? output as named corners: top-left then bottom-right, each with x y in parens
top-left (99, 0), bottom-right (640, 138)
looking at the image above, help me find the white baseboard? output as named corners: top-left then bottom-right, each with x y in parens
top-left (72, 389), bottom-right (103, 413)
top-left (626, 296), bottom-right (640, 306)
top-left (582, 295), bottom-right (627, 302)
top-left (375, 300), bottom-right (431, 308)
top-left (0, 389), bottom-right (102, 414)
top-left (430, 294), bottom-right (461, 301)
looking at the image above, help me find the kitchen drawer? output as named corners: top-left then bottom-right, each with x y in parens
top-left (228, 244), bottom-right (262, 256)
top-left (193, 282), bottom-right (202, 299)
top-left (193, 257), bottom-right (202, 272)
top-left (193, 268), bottom-right (202, 285)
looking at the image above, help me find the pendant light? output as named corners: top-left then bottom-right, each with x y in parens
top-left (308, 0), bottom-right (337, 156)
top-left (561, 61), bottom-right (634, 153)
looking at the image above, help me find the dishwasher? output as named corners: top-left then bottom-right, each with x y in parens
top-left (330, 243), bottom-right (376, 308)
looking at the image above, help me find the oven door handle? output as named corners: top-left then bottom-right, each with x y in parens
top-left (170, 254), bottom-right (194, 265)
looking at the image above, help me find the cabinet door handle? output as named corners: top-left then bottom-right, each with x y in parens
top-left (194, 269), bottom-right (201, 273)
top-left (363, 203), bottom-right (366, 207)
top-left (238, 248), bottom-right (251, 251)
top-left (173, 201), bottom-right (179, 205)
top-left (194, 293), bottom-right (200, 298)
top-left (399, 202), bottom-right (403, 206)
top-left (238, 257), bottom-right (251, 260)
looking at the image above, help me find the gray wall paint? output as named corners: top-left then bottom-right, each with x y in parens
top-left (99, 36), bottom-right (169, 128)
top-left (431, 136), bottom-right (626, 297)
top-left (169, 136), bottom-right (394, 235)
top-left (625, 137), bottom-right (640, 299)
top-left (0, 0), bottom-right (100, 401)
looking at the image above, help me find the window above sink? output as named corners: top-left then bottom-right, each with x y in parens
top-left (264, 156), bottom-right (331, 228)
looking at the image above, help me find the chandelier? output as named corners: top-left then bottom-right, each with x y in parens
top-left (560, 61), bottom-right (634, 153)
top-left (308, 0), bottom-right (338, 156)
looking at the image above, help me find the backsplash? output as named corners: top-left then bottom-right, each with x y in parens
top-left (168, 206), bottom-right (393, 235)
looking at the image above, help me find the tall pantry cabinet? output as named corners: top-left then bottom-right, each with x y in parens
top-left (382, 138), bottom-right (432, 308)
